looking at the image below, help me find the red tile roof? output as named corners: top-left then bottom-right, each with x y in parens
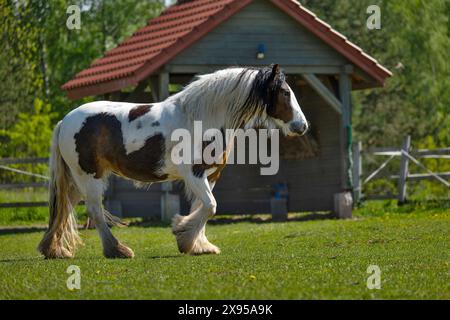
top-left (62, 0), bottom-right (392, 99)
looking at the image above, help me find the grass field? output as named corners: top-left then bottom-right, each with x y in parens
top-left (0, 200), bottom-right (448, 299)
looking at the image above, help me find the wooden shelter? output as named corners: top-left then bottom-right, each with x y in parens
top-left (62, 0), bottom-right (391, 220)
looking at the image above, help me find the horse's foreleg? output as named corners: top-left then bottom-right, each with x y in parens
top-left (172, 175), bottom-right (219, 255)
top-left (188, 181), bottom-right (220, 254)
top-left (85, 179), bottom-right (134, 259)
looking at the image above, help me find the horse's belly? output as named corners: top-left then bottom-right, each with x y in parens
top-left (110, 133), bottom-right (169, 182)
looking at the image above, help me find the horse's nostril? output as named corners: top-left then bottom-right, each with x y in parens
top-left (289, 121), bottom-right (307, 135)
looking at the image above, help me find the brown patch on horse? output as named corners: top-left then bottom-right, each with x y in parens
top-left (267, 81), bottom-right (294, 123)
top-left (207, 152), bottom-right (228, 183)
top-left (192, 129), bottom-right (229, 180)
top-left (75, 113), bottom-right (168, 182)
top-left (128, 104), bottom-right (152, 122)
top-left (192, 157), bottom-right (227, 182)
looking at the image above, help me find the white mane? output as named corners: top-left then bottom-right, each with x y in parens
top-left (167, 68), bottom-right (263, 129)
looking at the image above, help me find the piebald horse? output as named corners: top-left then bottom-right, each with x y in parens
top-left (38, 64), bottom-right (308, 259)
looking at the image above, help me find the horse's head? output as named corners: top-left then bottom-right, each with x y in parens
top-left (257, 64), bottom-right (309, 136)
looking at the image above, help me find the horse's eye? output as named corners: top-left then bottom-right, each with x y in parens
top-left (284, 91), bottom-right (290, 97)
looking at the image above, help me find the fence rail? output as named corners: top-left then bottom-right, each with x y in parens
top-left (365, 147), bottom-right (450, 158)
top-left (353, 136), bottom-right (450, 203)
top-left (0, 157), bottom-right (49, 165)
top-left (0, 157), bottom-right (50, 208)
top-left (0, 182), bottom-right (48, 190)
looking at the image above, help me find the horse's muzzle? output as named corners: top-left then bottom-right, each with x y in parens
top-left (289, 121), bottom-right (309, 136)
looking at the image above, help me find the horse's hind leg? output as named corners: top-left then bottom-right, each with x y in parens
top-left (83, 177), bottom-right (134, 259)
top-left (172, 175), bottom-right (219, 255)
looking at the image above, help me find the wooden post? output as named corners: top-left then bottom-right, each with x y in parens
top-left (302, 74), bottom-right (342, 114)
top-left (158, 70), bottom-right (178, 221)
top-left (339, 66), bottom-right (353, 191)
top-left (104, 175), bottom-right (123, 218)
top-left (149, 76), bottom-right (159, 102)
top-left (336, 66), bottom-right (353, 218)
top-left (160, 182), bottom-right (180, 223)
top-left (352, 141), bottom-right (362, 204)
top-left (398, 135), bottom-right (411, 204)
top-left (334, 192), bottom-right (353, 219)
top-left (158, 71), bottom-right (170, 101)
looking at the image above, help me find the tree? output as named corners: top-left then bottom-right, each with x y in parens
top-left (301, 0), bottom-right (450, 148)
top-left (0, 0), bottom-right (46, 130)
top-left (0, 0), bottom-right (165, 130)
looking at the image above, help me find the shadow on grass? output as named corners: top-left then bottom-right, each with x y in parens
top-left (0, 226), bottom-right (46, 236)
top-left (208, 212), bottom-right (336, 225)
top-left (0, 212), bottom-right (336, 235)
top-left (0, 258), bottom-right (42, 263)
top-left (125, 212), bottom-right (337, 228)
top-left (148, 254), bottom-right (184, 260)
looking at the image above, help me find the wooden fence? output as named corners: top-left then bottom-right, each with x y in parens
top-left (352, 136), bottom-right (450, 203)
top-left (0, 157), bottom-right (49, 208)
top-left (2, 137), bottom-right (449, 209)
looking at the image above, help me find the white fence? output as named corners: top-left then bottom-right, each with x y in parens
top-left (353, 136), bottom-right (450, 203)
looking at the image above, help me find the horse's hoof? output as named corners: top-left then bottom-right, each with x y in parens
top-left (174, 234), bottom-right (195, 254)
top-left (39, 244), bottom-right (74, 259)
top-left (45, 249), bottom-right (74, 259)
top-left (172, 215), bottom-right (196, 253)
top-left (104, 243), bottom-right (134, 259)
top-left (190, 241), bottom-right (221, 255)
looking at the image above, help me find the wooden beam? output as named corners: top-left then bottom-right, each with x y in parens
top-left (0, 182), bottom-right (48, 190)
top-left (398, 135), bottom-right (411, 204)
top-left (149, 76), bottom-right (159, 102)
top-left (167, 64), bottom-right (343, 75)
top-left (339, 69), bottom-right (353, 191)
top-left (302, 74), bottom-right (342, 114)
top-left (158, 71), bottom-right (170, 101)
top-left (0, 157), bottom-right (48, 165)
top-left (0, 201), bottom-right (85, 208)
top-left (339, 69), bottom-right (352, 126)
top-left (352, 142), bottom-right (362, 203)
top-left (390, 172), bottom-right (450, 181)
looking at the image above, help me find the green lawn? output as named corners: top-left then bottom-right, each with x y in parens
top-left (0, 201), bottom-right (448, 299)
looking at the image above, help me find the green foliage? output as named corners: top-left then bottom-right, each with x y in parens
top-left (0, 99), bottom-right (54, 158)
top-left (0, 0), bottom-right (448, 199)
top-left (0, 0), bottom-right (165, 126)
top-left (0, 0), bottom-right (45, 129)
top-left (42, 0), bottom-right (165, 117)
top-left (0, 98), bottom-right (54, 182)
top-left (302, 0), bottom-right (450, 199)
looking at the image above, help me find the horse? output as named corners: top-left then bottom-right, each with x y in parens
top-left (38, 64), bottom-right (309, 259)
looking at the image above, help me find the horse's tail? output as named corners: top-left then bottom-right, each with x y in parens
top-left (38, 121), bottom-right (82, 259)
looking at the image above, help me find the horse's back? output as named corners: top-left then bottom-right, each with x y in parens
top-left (58, 101), bottom-right (173, 182)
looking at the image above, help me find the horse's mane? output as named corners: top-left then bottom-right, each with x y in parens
top-left (167, 66), bottom-right (285, 129)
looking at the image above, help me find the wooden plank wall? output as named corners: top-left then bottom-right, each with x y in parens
top-left (107, 0), bottom-right (346, 218)
top-left (109, 176), bottom-right (162, 218)
top-left (182, 84), bottom-right (342, 215)
top-left (170, 0), bottom-right (347, 68)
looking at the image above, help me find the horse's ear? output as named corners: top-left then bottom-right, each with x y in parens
top-left (269, 64), bottom-right (280, 82)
